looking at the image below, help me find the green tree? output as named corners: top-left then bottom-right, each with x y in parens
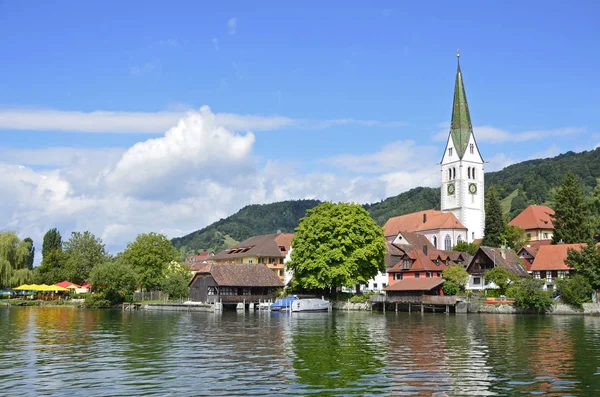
top-left (288, 202), bottom-right (386, 297)
top-left (552, 172), bottom-right (591, 244)
top-left (442, 264), bottom-right (470, 295)
top-left (0, 232), bottom-right (31, 288)
top-left (483, 185), bottom-right (505, 247)
top-left (42, 228), bottom-right (62, 257)
top-left (507, 278), bottom-right (552, 313)
top-left (161, 273), bottom-right (190, 300)
top-left (89, 259), bottom-right (138, 306)
top-left (565, 240), bottom-right (600, 289)
top-left (589, 183), bottom-right (600, 238)
top-left (122, 232), bottom-right (180, 291)
top-left (36, 249), bottom-right (67, 285)
top-left (63, 231), bottom-right (108, 284)
top-left (501, 225), bottom-right (527, 250)
top-left (23, 237), bottom-right (35, 270)
top-left (556, 275), bottom-right (594, 309)
top-left (451, 241), bottom-right (479, 256)
top-left (484, 267), bottom-right (518, 295)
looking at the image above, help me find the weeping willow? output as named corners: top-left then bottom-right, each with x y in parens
top-left (0, 232), bottom-right (33, 288)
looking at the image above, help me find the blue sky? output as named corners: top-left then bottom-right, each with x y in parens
top-left (0, 1), bottom-right (599, 255)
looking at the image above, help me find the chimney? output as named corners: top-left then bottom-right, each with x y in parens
top-left (423, 245), bottom-right (428, 255)
top-left (423, 213), bottom-right (427, 223)
top-left (500, 247), bottom-right (506, 260)
top-left (277, 229), bottom-right (281, 234)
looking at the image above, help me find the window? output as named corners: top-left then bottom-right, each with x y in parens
top-left (472, 232), bottom-right (475, 240)
top-left (373, 283), bottom-right (378, 289)
top-left (558, 271), bottom-right (567, 279)
top-left (382, 283), bottom-right (387, 288)
top-left (437, 272), bottom-right (442, 277)
top-left (457, 234), bottom-right (463, 244)
top-left (543, 233), bottom-right (549, 239)
top-left (527, 233), bottom-right (531, 239)
top-left (394, 273), bottom-right (403, 280)
top-left (258, 257), bottom-right (264, 264)
top-left (472, 168), bottom-right (476, 180)
top-left (449, 148), bottom-right (453, 156)
top-left (533, 271), bottom-right (540, 279)
top-left (401, 259), bottom-right (412, 270)
top-left (473, 277), bottom-right (481, 285)
top-left (468, 167), bottom-right (471, 179)
top-left (248, 258), bottom-right (253, 264)
top-left (415, 273), bottom-right (420, 278)
top-left (448, 169), bottom-right (452, 181)
top-left (279, 258), bottom-right (284, 264)
top-left (426, 272), bottom-right (432, 278)
top-left (220, 287), bottom-right (236, 296)
top-left (444, 234), bottom-right (452, 250)
top-left (546, 273), bottom-right (553, 283)
top-left (432, 236), bottom-right (437, 248)
top-left (445, 258), bottom-right (450, 266)
top-left (470, 144), bottom-right (474, 154)
top-left (453, 167), bottom-right (456, 180)
top-left (279, 246), bottom-right (286, 252)
top-left (243, 288), bottom-right (251, 296)
top-left (207, 287), bottom-right (216, 296)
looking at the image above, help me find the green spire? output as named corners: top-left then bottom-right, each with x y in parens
top-left (449, 53), bottom-right (473, 159)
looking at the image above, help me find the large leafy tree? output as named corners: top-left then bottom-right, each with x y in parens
top-left (288, 202), bottom-right (386, 297)
top-left (483, 185), bottom-right (505, 247)
top-left (589, 183), bottom-right (600, 239)
top-left (89, 259), bottom-right (138, 305)
top-left (0, 232), bottom-right (31, 288)
top-left (552, 172), bottom-right (591, 244)
top-left (442, 264), bottom-right (470, 295)
top-left (501, 225), bottom-right (527, 250)
top-left (122, 232), bottom-right (180, 291)
top-left (452, 241), bottom-right (479, 256)
top-left (484, 267), bottom-right (519, 296)
top-left (63, 231), bottom-right (108, 284)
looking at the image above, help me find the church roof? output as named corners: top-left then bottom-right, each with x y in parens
top-left (449, 56), bottom-right (474, 159)
top-left (383, 210), bottom-right (467, 237)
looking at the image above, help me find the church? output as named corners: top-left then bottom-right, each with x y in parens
top-left (384, 54), bottom-right (485, 249)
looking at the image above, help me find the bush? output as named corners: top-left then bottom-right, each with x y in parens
top-left (509, 278), bottom-right (553, 313)
top-left (89, 260), bottom-right (138, 305)
top-left (443, 265), bottom-right (469, 293)
top-left (349, 291), bottom-right (377, 303)
top-left (557, 275), bottom-right (594, 309)
top-left (442, 281), bottom-right (460, 296)
top-left (160, 273), bottom-right (190, 300)
top-left (84, 294), bottom-right (113, 308)
top-left (71, 293), bottom-right (91, 299)
top-left (484, 289), bottom-right (502, 298)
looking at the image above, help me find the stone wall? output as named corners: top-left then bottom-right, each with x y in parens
top-left (332, 301), bottom-right (371, 311)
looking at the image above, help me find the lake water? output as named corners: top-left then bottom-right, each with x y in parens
top-left (1, 307), bottom-right (600, 396)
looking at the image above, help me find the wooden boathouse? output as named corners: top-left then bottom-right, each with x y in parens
top-left (188, 263), bottom-right (283, 306)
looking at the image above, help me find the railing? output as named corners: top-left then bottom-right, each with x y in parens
top-left (207, 295), bottom-right (274, 303)
top-left (370, 295), bottom-right (463, 305)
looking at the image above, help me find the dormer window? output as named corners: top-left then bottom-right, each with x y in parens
top-left (401, 259), bottom-right (412, 270)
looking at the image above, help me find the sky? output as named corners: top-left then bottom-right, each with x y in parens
top-left (0, 1), bottom-right (599, 258)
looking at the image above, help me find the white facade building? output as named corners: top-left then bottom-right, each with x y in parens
top-left (440, 55), bottom-right (485, 242)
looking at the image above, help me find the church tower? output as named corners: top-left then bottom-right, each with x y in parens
top-left (440, 54), bottom-right (485, 242)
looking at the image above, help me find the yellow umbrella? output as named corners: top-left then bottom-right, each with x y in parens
top-left (12, 284), bottom-right (34, 290)
top-left (50, 285), bottom-right (69, 292)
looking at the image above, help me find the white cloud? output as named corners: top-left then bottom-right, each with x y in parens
top-left (0, 107), bottom-right (404, 134)
top-left (0, 146), bottom-right (124, 168)
top-left (434, 125), bottom-right (585, 143)
top-left (212, 38), bottom-right (219, 51)
top-left (228, 17), bottom-right (237, 35)
top-left (323, 140), bottom-right (438, 174)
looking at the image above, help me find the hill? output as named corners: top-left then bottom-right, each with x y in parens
top-left (172, 147), bottom-right (600, 255)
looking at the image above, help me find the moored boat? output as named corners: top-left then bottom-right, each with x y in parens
top-left (270, 296), bottom-right (297, 311)
top-left (290, 297), bottom-right (331, 312)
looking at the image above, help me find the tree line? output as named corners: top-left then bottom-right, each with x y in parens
top-left (0, 229), bottom-right (191, 307)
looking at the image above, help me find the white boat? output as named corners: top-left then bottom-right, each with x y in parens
top-left (290, 297), bottom-right (331, 312)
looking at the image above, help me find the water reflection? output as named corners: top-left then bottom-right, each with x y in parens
top-left (2, 307), bottom-right (600, 396)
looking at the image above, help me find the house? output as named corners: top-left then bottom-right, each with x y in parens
top-left (529, 243), bottom-right (585, 290)
top-left (384, 210), bottom-right (468, 250)
top-left (188, 263), bottom-right (283, 303)
top-left (466, 246), bottom-right (528, 290)
top-left (517, 240), bottom-right (552, 270)
top-left (185, 252), bottom-right (214, 266)
top-left (211, 232), bottom-right (294, 282)
top-left (508, 205), bottom-right (555, 241)
top-left (387, 246), bottom-right (447, 286)
top-left (384, 278), bottom-right (445, 298)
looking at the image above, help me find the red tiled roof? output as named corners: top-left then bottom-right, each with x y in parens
top-left (212, 233), bottom-right (294, 260)
top-left (383, 210), bottom-right (467, 236)
top-left (389, 249), bottom-right (448, 272)
top-left (385, 278), bottom-right (444, 291)
top-left (530, 243), bottom-right (586, 271)
top-left (509, 205), bottom-right (555, 231)
top-left (190, 263), bottom-right (284, 287)
top-left (55, 281), bottom-right (81, 289)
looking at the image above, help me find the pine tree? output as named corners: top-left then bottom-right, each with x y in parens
top-left (482, 185), bottom-right (505, 247)
top-left (42, 228), bottom-right (62, 257)
top-left (552, 172), bottom-right (591, 244)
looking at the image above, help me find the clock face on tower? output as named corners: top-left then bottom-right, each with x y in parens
top-left (469, 183), bottom-right (477, 194)
top-left (447, 183), bottom-right (455, 195)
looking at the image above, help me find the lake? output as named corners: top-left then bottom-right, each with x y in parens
top-left (1, 307), bottom-right (600, 396)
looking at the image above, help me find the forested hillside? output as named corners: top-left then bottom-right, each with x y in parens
top-left (173, 148), bottom-right (600, 255)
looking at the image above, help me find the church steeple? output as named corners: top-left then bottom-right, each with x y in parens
top-left (449, 52), bottom-right (473, 159)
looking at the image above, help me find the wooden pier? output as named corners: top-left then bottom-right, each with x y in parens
top-left (370, 295), bottom-right (464, 313)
